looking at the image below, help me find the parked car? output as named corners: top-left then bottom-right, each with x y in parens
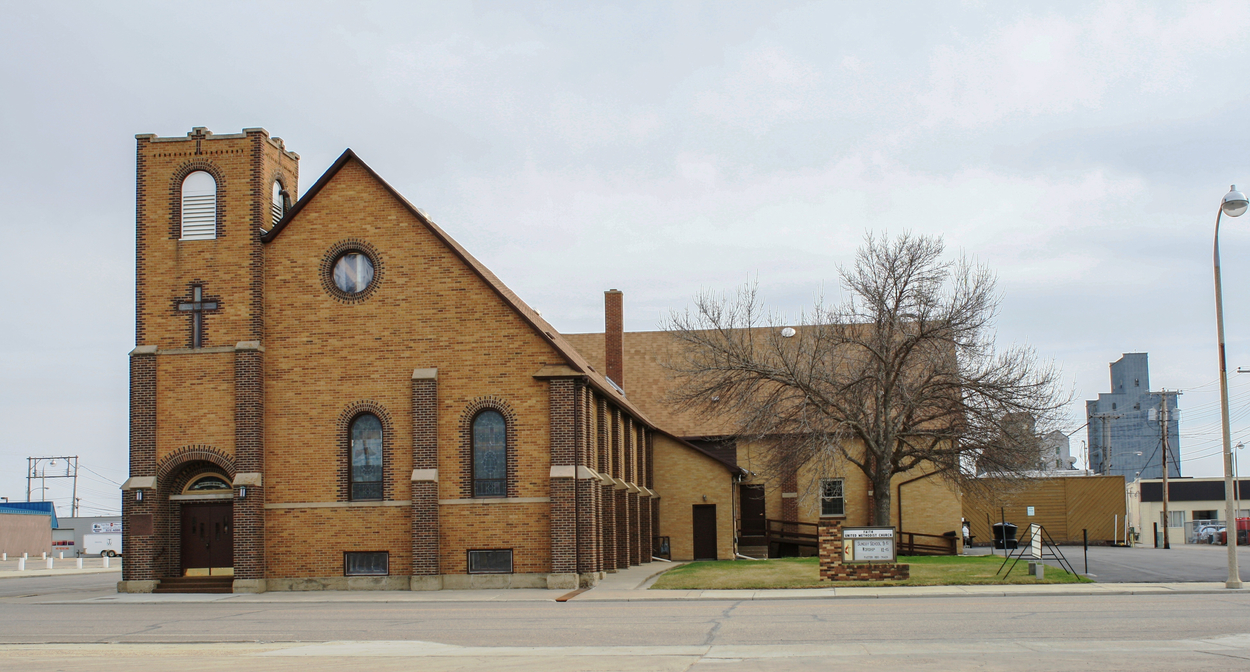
top-left (1197, 525), bottom-right (1225, 544)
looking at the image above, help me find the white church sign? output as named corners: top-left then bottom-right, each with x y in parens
top-left (841, 527), bottom-right (896, 563)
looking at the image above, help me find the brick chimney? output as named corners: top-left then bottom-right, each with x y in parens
top-left (605, 289), bottom-right (624, 389)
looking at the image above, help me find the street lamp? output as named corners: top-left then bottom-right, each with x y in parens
top-left (1213, 184), bottom-right (1247, 589)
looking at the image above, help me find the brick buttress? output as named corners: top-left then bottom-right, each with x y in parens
top-left (548, 379), bottom-right (578, 580)
top-left (232, 342), bottom-right (265, 585)
top-left (411, 368), bottom-right (439, 576)
top-left (122, 346), bottom-right (159, 582)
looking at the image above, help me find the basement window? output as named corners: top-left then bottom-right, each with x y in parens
top-left (344, 551), bottom-right (389, 576)
top-left (468, 549), bottom-right (513, 574)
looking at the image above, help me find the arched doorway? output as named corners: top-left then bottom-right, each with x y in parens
top-left (171, 471), bottom-right (234, 576)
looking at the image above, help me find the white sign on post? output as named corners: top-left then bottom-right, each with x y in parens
top-left (841, 527), bottom-right (896, 563)
top-left (1030, 523), bottom-right (1042, 559)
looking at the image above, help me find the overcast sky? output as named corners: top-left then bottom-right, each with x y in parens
top-left (4, 1), bottom-right (1250, 516)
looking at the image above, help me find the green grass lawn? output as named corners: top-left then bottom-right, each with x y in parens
top-left (650, 555), bottom-right (1092, 590)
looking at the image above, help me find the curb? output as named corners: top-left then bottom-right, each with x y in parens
top-left (40, 584), bottom-right (1245, 605)
top-left (568, 587), bottom-right (1250, 602)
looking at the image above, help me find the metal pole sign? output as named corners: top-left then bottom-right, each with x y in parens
top-left (841, 527), bottom-right (896, 563)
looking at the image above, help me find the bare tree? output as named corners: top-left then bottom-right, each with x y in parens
top-left (664, 232), bottom-right (1069, 526)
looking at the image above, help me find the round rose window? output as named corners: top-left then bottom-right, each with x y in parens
top-left (332, 252), bottom-right (375, 294)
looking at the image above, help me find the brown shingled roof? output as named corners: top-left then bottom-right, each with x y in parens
top-left (564, 330), bottom-right (735, 439)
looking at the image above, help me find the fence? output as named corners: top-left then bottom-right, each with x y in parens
top-left (964, 475), bottom-right (1126, 544)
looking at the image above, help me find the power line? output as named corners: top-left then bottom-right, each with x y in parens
top-left (78, 463), bottom-right (121, 486)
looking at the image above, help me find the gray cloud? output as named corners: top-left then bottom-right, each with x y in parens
top-left (3, 1), bottom-right (1249, 512)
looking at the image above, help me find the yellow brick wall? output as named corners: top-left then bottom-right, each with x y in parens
top-left (438, 503), bottom-right (551, 574)
top-left (262, 158), bottom-right (561, 576)
top-left (892, 468), bottom-right (963, 545)
top-left (154, 352), bottom-right (235, 463)
top-left (653, 434), bottom-right (735, 561)
top-left (266, 505), bottom-right (412, 577)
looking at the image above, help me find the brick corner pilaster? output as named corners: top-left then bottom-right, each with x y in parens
top-left (412, 372), bottom-right (439, 576)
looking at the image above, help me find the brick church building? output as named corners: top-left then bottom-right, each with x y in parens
top-left (119, 127), bottom-right (746, 593)
top-left (120, 127), bottom-right (960, 593)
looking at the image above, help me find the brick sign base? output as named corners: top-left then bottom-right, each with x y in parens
top-left (818, 520), bottom-right (910, 582)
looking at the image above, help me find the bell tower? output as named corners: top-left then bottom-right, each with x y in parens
top-left (122, 128), bottom-right (298, 593)
top-left (133, 127), bottom-right (299, 349)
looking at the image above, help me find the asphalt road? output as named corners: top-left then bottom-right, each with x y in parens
top-left (1, 573), bottom-right (1248, 670)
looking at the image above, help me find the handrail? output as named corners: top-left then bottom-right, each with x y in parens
top-left (758, 519), bottom-right (958, 556)
top-left (897, 530), bottom-right (958, 556)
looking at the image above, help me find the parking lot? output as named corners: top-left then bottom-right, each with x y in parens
top-left (972, 542), bottom-right (1250, 583)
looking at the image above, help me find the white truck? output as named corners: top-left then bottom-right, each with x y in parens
top-left (83, 533), bottom-right (122, 557)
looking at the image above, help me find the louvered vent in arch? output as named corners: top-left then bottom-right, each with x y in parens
top-left (271, 181), bottom-right (284, 226)
top-left (180, 171), bottom-right (217, 240)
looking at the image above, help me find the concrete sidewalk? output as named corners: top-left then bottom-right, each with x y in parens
top-left (0, 567), bottom-right (121, 580)
top-left (63, 582), bottom-right (1247, 605)
top-left (574, 581), bottom-right (1248, 601)
top-left (59, 579), bottom-right (1246, 605)
top-left (18, 557), bottom-right (1249, 603)
top-left (0, 558), bottom-right (122, 580)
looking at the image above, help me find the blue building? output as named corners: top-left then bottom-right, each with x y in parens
top-left (0, 500), bottom-right (58, 528)
top-left (1085, 353), bottom-right (1180, 480)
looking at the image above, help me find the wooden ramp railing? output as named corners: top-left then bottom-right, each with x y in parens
top-left (757, 519), bottom-right (958, 557)
top-left (897, 530), bottom-right (958, 556)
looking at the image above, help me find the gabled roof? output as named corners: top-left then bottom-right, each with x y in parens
top-left (565, 329), bottom-right (735, 438)
top-left (261, 150), bottom-right (671, 435)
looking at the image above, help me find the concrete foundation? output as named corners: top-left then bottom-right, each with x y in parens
top-left (116, 580), bottom-right (159, 593)
top-left (232, 578), bottom-right (267, 593)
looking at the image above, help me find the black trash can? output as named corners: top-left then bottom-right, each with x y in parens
top-left (992, 522), bottom-right (1018, 550)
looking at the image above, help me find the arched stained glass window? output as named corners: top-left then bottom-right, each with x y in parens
top-left (186, 475), bottom-right (231, 492)
top-left (350, 414), bottom-right (383, 500)
top-left (472, 410), bottom-right (507, 497)
top-left (181, 171), bottom-right (217, 240)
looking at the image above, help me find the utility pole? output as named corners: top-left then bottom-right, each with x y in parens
top-left (24, 456), bottom-right (79, 515)
top-left (1155, 392), bottom-right (1175, 544)
top-left (1089, 412), bottom-right (1123, 476)
top-left (1157, 390), bottom-right (1182, 550)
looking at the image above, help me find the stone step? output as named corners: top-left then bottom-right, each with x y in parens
top-left (153, 576), bottom-right (234, 593)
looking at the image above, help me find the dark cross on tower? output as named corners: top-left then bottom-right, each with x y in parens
top-left (178, 286), bottom-right (218, 348)
top-left (190, 127), bottom-right (209, 155)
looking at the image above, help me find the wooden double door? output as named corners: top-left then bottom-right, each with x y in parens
top-left (180, 503), bottom-right (233, 575)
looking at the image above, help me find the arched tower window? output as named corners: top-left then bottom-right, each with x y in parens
top-left (350, 413), bottom-right (383, 500)
top-left (472, 410), bottom-right (507, 497)
top-left (181, 171), bottom-right (217, 240)
top-left (271, 180), bottom-right (285, 226)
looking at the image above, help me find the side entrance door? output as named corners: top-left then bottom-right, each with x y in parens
top-left (692, 504), bottom-right (718, 560)
top-left (180, 503), bottom-right (233, 575)
top-left (738, 484), bottom-right (766, 546)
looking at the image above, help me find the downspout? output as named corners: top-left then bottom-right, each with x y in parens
top-left (573, 380), bottom-right (583, 582)
top-left (732, 472), bottom-right (740, 560)
top-left (896, 469), bottom-right (941, 534)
